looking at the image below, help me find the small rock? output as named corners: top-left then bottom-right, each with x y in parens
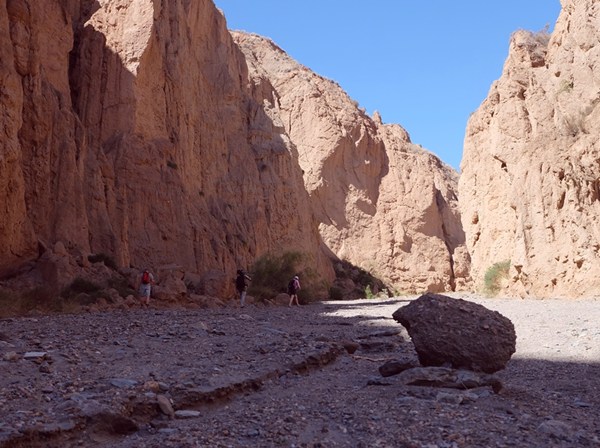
top-left (341, 340), bottom-right (360, 354)
top-left (144, 380), bottom-right (161, 392)
top-left (3, 352), bottom-right (19, 362)
top-left (246, 428), bottom-right (260, 437)
top-left (378, 359), bottom-right (417, 377)
top-left (157, 395), bottom-right (175, 419)
top-left (175, 410), bottom-right (201, 419)
top-left (24, 351), bottom-right (47, 360)
top-left (573, 400), bottom-right (592, 408)
top-left (538, 419), bottom-right (572, 440)
top-left (110, 378), bottom-right (138, 389)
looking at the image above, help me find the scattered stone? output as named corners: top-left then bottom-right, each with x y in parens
top-left (3, 352), bottom-right (19, 362)
top-left (144, 380), bottom-right (161, 392)
top-left (340, 340), bottom-right (360, 354)
top-left (573, 400), bottom-right (592, 408)
top-left (378, 359), bottom-right (418, 377)
top-left (392, 293), bottom-right (516, 373)
top-left (109, 378), bottom-right (138, 389)
top-left (39, 362), bottom-right (52, 374)
top-left (175, 410), bottom-right (201, 419)
top-left (157, 395), bottom-right (175, 419)
top-left (537, 419), bottom-right (573, 441)
top-left (396, 367), bottom-right (503, 393)
top-left (366, 378), bottom-right (393, 386)
top-left (23, 351), bottom-right (47, 360)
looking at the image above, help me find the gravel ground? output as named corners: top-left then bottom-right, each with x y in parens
top-left (1, 294), bottom-right (599, 447)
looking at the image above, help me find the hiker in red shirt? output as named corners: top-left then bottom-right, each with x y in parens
top-left (138, 269), bottom-right (155, 307)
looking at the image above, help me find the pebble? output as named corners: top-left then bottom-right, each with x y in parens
top-left (175, 410), bottom-right (201, 419)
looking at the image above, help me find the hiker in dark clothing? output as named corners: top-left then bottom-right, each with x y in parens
top-left (236, 269), bottom-right (252, 307)
top-left (287, 275), bottom-right (301, 307)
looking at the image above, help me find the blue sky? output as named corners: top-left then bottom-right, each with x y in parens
top-left (213, 1), bottom-right (561, 171)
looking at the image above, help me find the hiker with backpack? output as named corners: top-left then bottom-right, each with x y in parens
top-left (235, 269), bottom-right (252, 307)
top-left (287, 275), bottom-right (301, 307)
top-left (138, 269), bottom-right (155, 307)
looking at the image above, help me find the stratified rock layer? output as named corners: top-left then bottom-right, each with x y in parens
top-left (460, 0), bottom-right (600, 298)
top-left (234, 32), bottom-right (469, 293)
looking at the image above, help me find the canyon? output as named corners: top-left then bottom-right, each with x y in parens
top-left (1, 0), bottom-right (599, 300)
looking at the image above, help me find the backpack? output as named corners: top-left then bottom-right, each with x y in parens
top-left (288, 279), bottom-right (297, 294)
top-left (142, 271), bottom-right (150, 284)
top-left (236, 273), bottom-right (247, 290)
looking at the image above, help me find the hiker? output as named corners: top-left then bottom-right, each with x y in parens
top-left (287, 275), bottom-right (301, 307)
top-left (235, 269), bottom-right (252, 307)
top-left (138, 268), bottom-right (155, 306)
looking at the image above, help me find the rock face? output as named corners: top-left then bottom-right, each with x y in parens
top-left (0, 0), bottom-right (470, 297)
top-left (233, 32), bottom-right (469, 293)
top-left (392, 293), bottom-right (516, 373)
top-left (460, 0), bottom-right (600, 298)
top-left (0, 0), bottom-right (332, 293)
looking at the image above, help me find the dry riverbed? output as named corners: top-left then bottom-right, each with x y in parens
top-left (1, 294), bottom-right (599, 447)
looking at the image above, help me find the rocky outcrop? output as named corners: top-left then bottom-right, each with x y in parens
top-left (460, 0), bottom-right (600, 298)
top-left (0, 0), bottom-right (333, 294)
top-left (392, 293), bottom-right (516, 373)
top-left (233, 32), bottom-right (469, 293)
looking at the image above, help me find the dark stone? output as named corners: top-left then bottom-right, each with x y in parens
top-left (392, 293), bottom-right (516, 373)
top-left (378, 359), bottom-right (418, 377)
top-left (341, 340), bottom-right (360, 354)
top-left (396, 367), bottom-right (503, 393)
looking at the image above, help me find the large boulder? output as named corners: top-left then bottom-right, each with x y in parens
top-left (392, 293), bottom-right (516, 373)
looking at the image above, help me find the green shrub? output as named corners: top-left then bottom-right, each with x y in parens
top-left (0, 288), bottom-right (20, 318)
top-left (248, 251), bottom-right (321, 303)
top-left (88, 253), bottom-right (118, 270)
top-left (483, 260), bottom-right (511, 296)
top-left (328, 286), bottom-right (343, 301)
top-left (64, 277), bottom-right (102, 295)
top-left (20, 286), bottom-right (63, 313)
top-left (107, 276), bottom-right (136, 298)
top-left (61, 278), bottom-right (107, 306)
top-left (365, 285), bottom-right (374, 299)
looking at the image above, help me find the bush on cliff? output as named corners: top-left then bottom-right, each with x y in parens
top-left (483, 260), bottom-right (511, 296)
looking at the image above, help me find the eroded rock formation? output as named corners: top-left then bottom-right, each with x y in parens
top-left (1, 0), bottom-right (333, 294)
top-left (0, 0), bottom-right (469, 298)
top-left (234, 32), bottom-right (468, 293)
top-left (460, 0), bottom-right (600, 298)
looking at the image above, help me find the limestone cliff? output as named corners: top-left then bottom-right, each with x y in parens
top-left (460, 0), bottom-right (600, 298)
top-left (234, 33), bottom-right (469, 293)
top-left (1, 0), bottom-right (332, 292)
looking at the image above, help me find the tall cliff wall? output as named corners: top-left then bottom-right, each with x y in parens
top-left (1, 0), bottom-right (469, 298)
top-left (234, 33), bottom-right (469, 293)
top-left (0, 0), bottom-right (332, 290)
top-left (460, 0), bottom-right (600, 298)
